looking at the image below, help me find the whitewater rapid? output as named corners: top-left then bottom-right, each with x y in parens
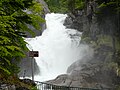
top-left (25, 13), bottom-right (84, 81)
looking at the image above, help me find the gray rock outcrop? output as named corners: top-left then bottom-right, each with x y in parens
top-left (25, 0), bottom-right (50, 38)
top-left (37, 0), bottom-right (50, 14)
top-left (46, 0), bottom-right (120, 89)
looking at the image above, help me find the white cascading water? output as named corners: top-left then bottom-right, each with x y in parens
top-left (25, 13), bottom-right (87, 81)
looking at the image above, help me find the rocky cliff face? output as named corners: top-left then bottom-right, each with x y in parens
top-left (26, 0), bottom-right (50, 38)
top-left (46, 1), bottom-right (120, 89)
top-left (37, 0), bottom-right (50, 14)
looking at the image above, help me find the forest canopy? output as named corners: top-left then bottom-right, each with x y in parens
top-left (44, 0), bottom-right (120, 13)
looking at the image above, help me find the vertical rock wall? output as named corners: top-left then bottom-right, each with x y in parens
top-left (47, 0), bottom-right (120, 89)
top-left (26, 0), bottom-right (50, 38)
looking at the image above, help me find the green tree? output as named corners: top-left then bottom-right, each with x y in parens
top-left (68, 0), bottom-right (85, 13)
top-left (44, 0), bottom-right (68, 13)
top-left (0, 0), bottom-right (44, 78)
top-left (44, 0), bottom-right (85, 13)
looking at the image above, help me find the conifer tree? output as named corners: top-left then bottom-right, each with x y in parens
top-left (0, 0), bottom-right (44, 78)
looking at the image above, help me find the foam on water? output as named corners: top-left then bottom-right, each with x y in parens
top-left (25, 13), bottom-right (83, 81)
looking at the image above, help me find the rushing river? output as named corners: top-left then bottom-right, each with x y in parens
top-left (25, 13), bottom-right (85, 81)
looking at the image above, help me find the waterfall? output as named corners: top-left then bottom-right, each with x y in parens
top-left (25, 13), bottom-right (84, 81)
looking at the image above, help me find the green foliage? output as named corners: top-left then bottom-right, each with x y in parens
top-left (98, 2), bottom-right (107, 8)
top-left (67, 0), bottom-right (85, 12)
top-left (55, 0), bottom-right (120, 14)
top-left (68, 0), bottom-right (75, 12)
top-left (75, 0), bottom-right (85, 10)
top-left (97, 0), bottom-right (120, 14)
top-left (44, 0), bottom-right (68, 13)
top-left (0, 0), bottom-right (44, 77)
top-left (31, 86), bottom-right (38, 90)
top-left (44, 0), bottom-right (85, 13)
top-left (0, 66), bottom-right (11, 75)
top-left (29, 2), bottom-right (43, 15)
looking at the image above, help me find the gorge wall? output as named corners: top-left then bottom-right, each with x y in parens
top-left (46, 0), bottom-right (120, 89)
top-left (25, 0), bottom-right (50, 38)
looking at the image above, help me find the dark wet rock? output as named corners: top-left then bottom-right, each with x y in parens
top-left (64, 11), bottom-right (85, 32)
top-left (0, 84), bottom-right (16, 90)
top-left (46, 74), bottom-right (72, 87)
top-left (16, 79), bottom-right (36, 90)
top-left (18, 57), bottom-right (40, 77)
top-left (20, 79), bottom-right (36, 86)
top-left (48, 0), bottom-right (119, 89)
top-left (16, 87), bottom-right (29, 90)
top-left (26, 0), bottom-right (50, 38)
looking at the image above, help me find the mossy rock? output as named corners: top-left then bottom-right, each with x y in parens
top-left (81, 37), bottom-right (92, 43)
top-left (115, 38), bottom-right (120, 50)
top-left (97, 35), bottom-right (113, 47)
